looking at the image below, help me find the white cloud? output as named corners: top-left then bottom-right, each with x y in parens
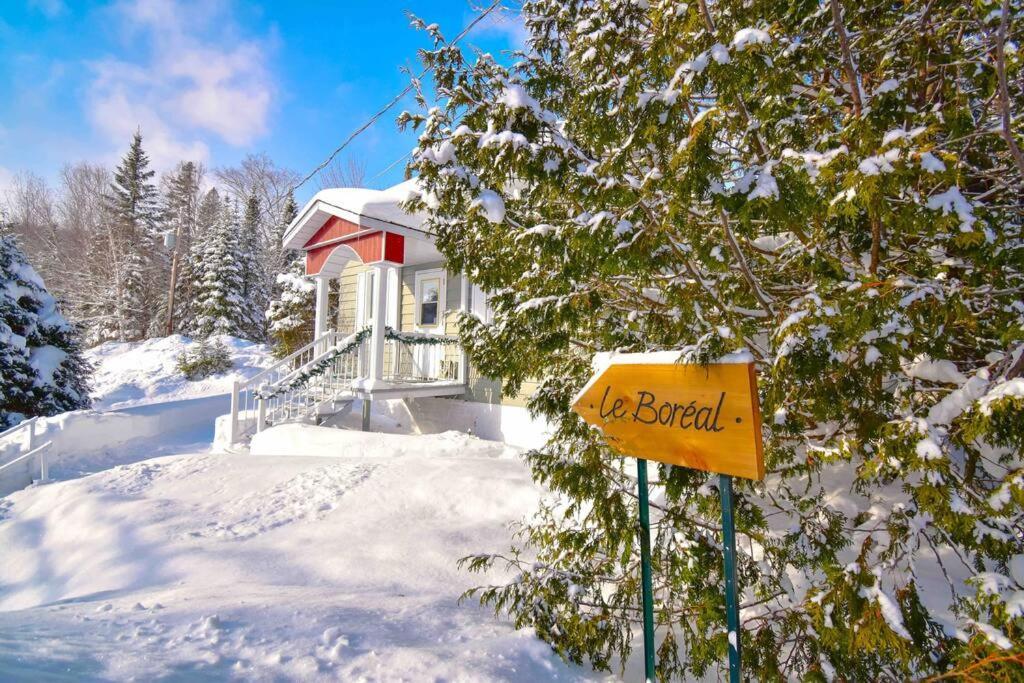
top-left (474, 6), bottom-right (530, 48)
top-left (86, 0), bottom-right (274, 170)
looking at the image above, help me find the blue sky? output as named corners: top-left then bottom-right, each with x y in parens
top-left (0, 0), bottom-right (524, 201)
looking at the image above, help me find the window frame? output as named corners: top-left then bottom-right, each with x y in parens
top-left (414, 268), bottom-right (447, 331)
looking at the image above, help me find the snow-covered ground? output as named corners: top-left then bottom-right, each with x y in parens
top-left (86, 335), bottom-right (272, 410)
top-left (0, 426), bottom-right (591, 681)
top-left (1, 336), bottom-right (271, 495)
top-left (0, 337), bottom-right (599, 681)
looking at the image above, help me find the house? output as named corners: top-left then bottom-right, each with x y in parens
top-left (225, 179), bottom-right (544, 447)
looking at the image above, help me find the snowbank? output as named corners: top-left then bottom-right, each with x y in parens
top-left (251, 422), bottom-right (519, 460)
top-left (327, 398), bottom-right (553, 450)
top-left (0, 394), bottom-right (228, 496)
top-left (0, 425), bottom-right (590, 680)
top-left (86, 334), bottom-right (272, 410)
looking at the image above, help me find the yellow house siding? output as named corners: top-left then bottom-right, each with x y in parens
top-left (336, 261), bottom-right (365, 334)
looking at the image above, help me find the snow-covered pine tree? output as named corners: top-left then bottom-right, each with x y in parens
top-left (239, 192), bottom-right (268, 341)
top-left (159, 161), bottom-right (202, 336)
top-left (0, 235), bottom-right (91, 429)
top-left (269, 192), bottom-right (299, 289)
top-left (176, 188), bottom-right (222, 338)
top-left (102, 131), bottom-right (161, 341)
top-left (192, 198), bottom-right (247, 339)
top-left (265, 193), bottom-right (315, 357)
top-left (405, 1), bottom-right (1024, 679)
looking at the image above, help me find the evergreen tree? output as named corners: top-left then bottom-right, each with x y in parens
top-left (0, 236), bottom-right (91, 429)
top-left (160, 161), bottom-right (202, 336)
top-left (102, 131), bottom-right (161, 341)
top-left (270, 192), bottom-right (300, 287)
top-left (406, 1), bottom-right (1024, 679)
top-left (265, 193), bottom-right (314, 357)
top-left (177, 189), bottom-right (221, 338)
top-left (239, 192), bottom-right (268, 340)
top-left (193, 199), bottom-right (247, 338)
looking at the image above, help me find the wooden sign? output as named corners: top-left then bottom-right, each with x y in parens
top-left (572, 357), bottom-right (764, 480)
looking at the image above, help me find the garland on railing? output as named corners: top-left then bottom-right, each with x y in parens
top-left (384, 327), bottom-right (459, 347)
top-left (254, 326), bottom-right (457, 401)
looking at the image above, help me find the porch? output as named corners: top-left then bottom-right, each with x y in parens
top-left (226, 180), bottom-right (472, 445)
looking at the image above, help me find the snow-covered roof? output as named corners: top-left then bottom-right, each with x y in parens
top-left (282, 178), bottom-right (431, 251)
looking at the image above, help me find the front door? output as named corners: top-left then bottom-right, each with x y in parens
top-left (413, 269), bottom-right (446, 378)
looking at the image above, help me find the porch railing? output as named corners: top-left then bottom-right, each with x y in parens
top-left (383, 334), bottom-right (461, 383)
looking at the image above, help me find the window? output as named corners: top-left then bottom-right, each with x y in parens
top-left (419, 277), bottom-right (440, 325)
top-left (414, 269), bottom-right (446, 330)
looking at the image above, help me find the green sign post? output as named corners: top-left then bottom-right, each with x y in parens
top-left (720, 474), bottom-right (741, 683)
top-left (636, 458), bottom-right (656, 681)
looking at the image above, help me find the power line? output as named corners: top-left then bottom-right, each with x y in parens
top-left (293, 0), bottom-right (505, 192)
top-left (369, 151), bottom-right (412, 183)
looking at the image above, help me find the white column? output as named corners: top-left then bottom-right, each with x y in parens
top-left (314, 276), bottom-right (331, 340)
top-left (459, 275), bottom-right (470, 383)
top-left (368, 264), bottom-right (389, 381)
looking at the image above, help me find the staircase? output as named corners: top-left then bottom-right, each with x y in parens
top-left (228, 331), bottom-right (364, 444)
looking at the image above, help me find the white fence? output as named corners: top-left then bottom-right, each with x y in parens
top-left (0, 418), bottom-right (53, 496)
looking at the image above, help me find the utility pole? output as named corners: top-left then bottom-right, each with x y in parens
top-left (165, 224), bottom-right (182, 336)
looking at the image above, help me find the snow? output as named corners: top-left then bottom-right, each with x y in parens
top-left (927, 371), bottom-right (989, 425)
top-left (864, 346), bottom-right (881, 365)
top-left (977, 377), bottom-right (1024, 415)
top-left (86, 334), bottom-right (272, 410)
top-left (915, 437), bottom-right (943, 460)
top-left (925, 186), bottom-right (976, 232)
top-left (1010, 554), bottom-right (1024, 586)
top-left (498, 83), bottom-right (541, 112)
top-left (858, 149), bottom-right (900, 175)
top-left (28, 344), bottom-right (68, 385)
top-left (902, 355), bottom-right (966, 385)
top-left (875, 79), bottom-right (899, 94)
top-left (747, 163), bottom-right (779, 201)
top-left (970, 621), bottom-right (1013, 649)
top-left (0, 332), bottom-right (589, 679)
top-left (0, 423), bottom-right (592, 680)
top-left (731, 28), bottom-right (771, 51)
top-left (860, 573), bottom-right (913, 640)
top-left (710, 43), bottom-right (731, 64)
top-left (919, 151), bottom-right (946, 173)
top-left (472, 189), bottom-right (507, 224)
